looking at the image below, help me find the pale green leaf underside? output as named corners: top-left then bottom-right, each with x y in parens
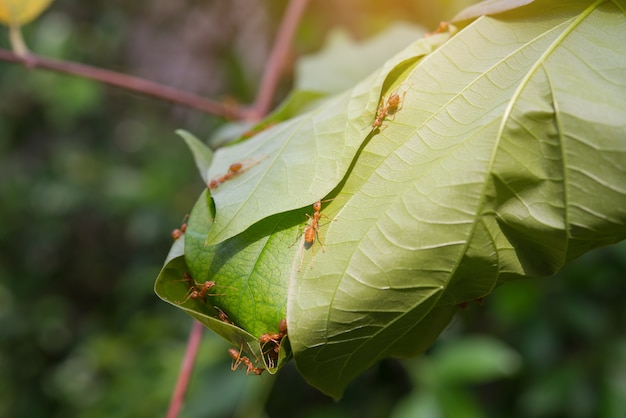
top-left (176, 130), bottom-right (214, 185)
top-left (288, 0), bottom-right (626, 397)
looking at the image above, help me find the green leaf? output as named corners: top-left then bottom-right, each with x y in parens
top-left (430, 336), bottom-right (521, 384)
top-left (295, 24), bottom-right (428, 94)
top-left (185, 190), bottom-right (292, 338)
top-left (288, 0), bottom-right (626, 397)
top-left (202, 32), bottom-right (447, 246)
top-left (154, 191), bottom-right (292, 372)
top-left (208, 90), bottom-right (327, 149)
top-left (176, 130), bottom-right (214, 186)
top-left (161, 0), bottom-right (626, 398)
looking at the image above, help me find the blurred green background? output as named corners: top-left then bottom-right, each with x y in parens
top-left (1, 1), bottom-right (624, 417)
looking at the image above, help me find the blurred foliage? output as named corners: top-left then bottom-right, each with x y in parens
top-left (0, 1), bottom-right (624, 417)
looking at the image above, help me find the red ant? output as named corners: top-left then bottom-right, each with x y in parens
top-left (242, 121), bottom-right (276, 139)
top-left (179, 280), bottom-right (216, 305)
top-left (278, 318), bottom-right (287, 335)
top-left (259, 318), bottom-right (288, 349)
top-left (208, 157), bottom-right (265, 189)
top-left (208, 162), bottom-right (242, 189)
top-left (295, 200), bottom-right (335, 270)
top-left (171, 215), bottom-right (189, 240)
top-left (213, 306), bottom-right (234, 325)
top-left (228, 347), bottom-right (265, 376)
top-left (258, 332), bottom-right (282, 347)
top-left (258, 319), bottom-right (288, 368)
top-left (372, 89), bottom-right (407, 129)
top-left (175, 272), bottom-right (233, 305)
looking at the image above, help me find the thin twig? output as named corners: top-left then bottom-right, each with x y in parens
top-left (166, 320), bottom-right (204, 418)
top-left (0, 48), bottom-right (249, 119)
top-left (249, 0), bottom-right (310, 119)
top-left (0, 0), bottom-right (309, 120)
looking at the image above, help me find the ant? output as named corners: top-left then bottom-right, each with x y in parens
top-left (228, 347), bottom-right (265, 376)
top-left (175, 272), bottom-right (234, 305)
top-left (372, 88), bottom-right (407, 129)
top-left (213, 305), bottom-right (234, 325)
top-left (259, 318), bottom-right (288, 350)
top-left (258, 318), bottom-right (288, 367)
top-left (171, 215), bottom-right (189, 240)
top-left (179, 279), bottom-right (216, 305)
top-left (208, 162), bottom-right (242, 189)
top-left (208, 156), bottom-right (265, 189)
top-left (242, 121), bottom-right (276, 139)
top-left (295, 200), bottom-right (335, 270)
top-left (258, 332), bottom-right (282, 347)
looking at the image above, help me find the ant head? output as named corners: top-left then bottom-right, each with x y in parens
top-left (228, 347), bottom-right (241, 360)
top-left (313, 200), bottom-right (322, 211)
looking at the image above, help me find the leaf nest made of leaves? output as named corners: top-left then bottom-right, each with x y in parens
top-left (156, 0), bottom-right (626, 398)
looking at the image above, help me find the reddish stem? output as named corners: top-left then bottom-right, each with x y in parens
top-left (0, 0), bottom-right (309, 121)
top-left (249, 0), bottom-right (310, 119)
top-left (166, 320), bottom-right (204, 418)
top-left (0, 48), bottom-right (246, 119)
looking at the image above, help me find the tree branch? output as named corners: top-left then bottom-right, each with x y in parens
top-left (0, 48), bottom-right (251, 119)
top-left (0, 0), bottom-right (309, 121)
top-left (250, 0), bottom-right (310, 119)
